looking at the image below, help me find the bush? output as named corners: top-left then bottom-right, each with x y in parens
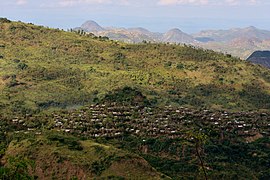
top-left (47, 133), bottom-right (83, 151)
top-left (13, 59), bottom-right (21, 63)
top-left (0, 18), bottom-right (11, 23)
top-left (17, 62), bottom-right (28, 70)
top-left (164, 61), bottom-right (172, 68)
top-left (176, 63), bottom-right (185, 69)
top-left (103, 86), bottom-right (150, 106)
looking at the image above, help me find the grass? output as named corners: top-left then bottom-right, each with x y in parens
top-left (0, 19), bottom-right (270, 116)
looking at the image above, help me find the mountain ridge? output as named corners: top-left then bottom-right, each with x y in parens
top-left (75, 20), bottom-right (270, 59)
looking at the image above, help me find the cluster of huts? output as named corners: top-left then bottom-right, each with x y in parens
top-left (10, 103), bottom-right (270, 141)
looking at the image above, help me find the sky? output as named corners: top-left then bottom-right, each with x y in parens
top-left (1, 0), bottom-right (270, 33)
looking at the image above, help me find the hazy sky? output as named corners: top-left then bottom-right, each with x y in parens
top-left (1, 0), bottom-right (270, 33)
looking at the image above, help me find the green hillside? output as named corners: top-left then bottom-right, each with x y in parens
top-left (1, 19), bottom-right (270, 179)
top-left (0, 18), bottom-right (270, 116)
top-left (1, 131), bottom-right (165, 179)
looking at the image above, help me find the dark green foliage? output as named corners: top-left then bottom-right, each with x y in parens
top-left (176, 63), bottom-right (185, 69)
top-left (103, 134), bottom-right (270, 179)
top-left (143, 154), bottom-right (198, 179)
top-left (91, 161), bottom-right (106, 175)
top-left (177, 45), bottom-right (223, 61)
top-left (37, 101), bottom-right (62, 108)
top-left (164, 61), bottom-right (172, 68)
top-left (47, 133), bottom-right (83, 151)
top-left (6, 76), bottom-right (19, 88)
top-left (239, 82), bottom-right (270, 109)
top-left (106, 176), bottom-right (125, 180)
top-left (17, 62), bottom-right (28, 70)
top-left (0, 156), bottom-right (35, 180)
top-left (193, 84), bottom-right (222, 97)
top-left (104, 86), bottom-right (149, 106)
top-left (25, 66), bottom-right (81, 81)
top-left (98, 36), bottom-right (109, 41)
top-left (114, 52), bottom-right (126, 61)
top-left (0, 131), bottom-right (7, 158)
top-left (91, 155), bottom-right (118, 176)
top-left (13, 59), bottom-right (21, 63)
top-left (0, 18), bottom-right (11, 23)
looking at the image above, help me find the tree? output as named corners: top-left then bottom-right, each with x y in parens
top-left (187, 130), bottom-right (208, 180)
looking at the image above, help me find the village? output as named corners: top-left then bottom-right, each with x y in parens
top-left (9, 103), bottom-right (270, 142)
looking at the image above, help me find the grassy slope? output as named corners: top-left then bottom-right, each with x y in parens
top-left (0, 20), bottom-right (270, 115)
top-left (2, 132), bottom-right (164, 179)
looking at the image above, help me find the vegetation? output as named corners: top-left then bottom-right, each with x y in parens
top-left (0, 19), bottom-right (270, 179)
top-left (1, 131), bottom-right (163, 179)
top-left (102, 134), bottom-right (270, 179)
top-left (0, 19), bottom-right (270, 116)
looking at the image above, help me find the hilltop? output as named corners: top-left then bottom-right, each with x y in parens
top-left (0, 18), bottom-right (270, 115)
top-left (162, 28), bottom-right (195, 43)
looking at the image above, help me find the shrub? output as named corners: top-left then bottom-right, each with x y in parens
top-left (47, 134), bottom-right (83, 151)
top-left (176, 63), bottom-right (185, 69)
top-left (164, 61), bottom-right (172, 68)
top-left (17, 62), bottom-right (28, 70)
top-left (103, 86), bottom-right (149, 105)
top-left (13, 59), bottom-right (21, 63)
top-left (0, 18), bottom-right (11, 23)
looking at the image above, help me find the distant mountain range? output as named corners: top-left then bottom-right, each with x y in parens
top-left (74, 20), bottom-right (196, 44)
top-left (75, 20), bottom-right (270, 59)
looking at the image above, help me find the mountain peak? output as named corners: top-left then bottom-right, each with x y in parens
top-left (167, 28), bottom-right (183, 33)
top-left (163, 28), bottom-right (195, 43)
top-left (81, 20), bottom-right (104, 32)
top-left (245, 26), bottom-right (258, 31)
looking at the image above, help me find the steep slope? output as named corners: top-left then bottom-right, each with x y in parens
top-left (1, 132), bottom-right (164, 179)
top-left (1, 19), bottom-right (270, 115)
top-left (247, 51), bottom-right (270, 68)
